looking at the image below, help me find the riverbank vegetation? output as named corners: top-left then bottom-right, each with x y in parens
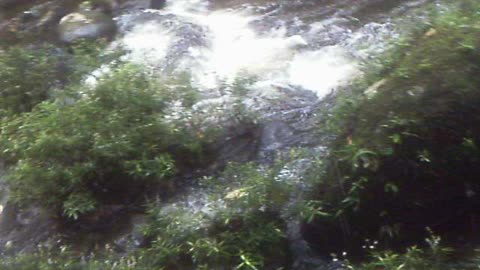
top-left (306, 0), bottom-right (480, 266)
top-left (0, 40), bottom-right (113, 116)
top-left (0, 40), bottom-right (212, 221)
top-left (1, 0), bottom-right (480, 269)
top-left (0, 64), bottom-right (207, 220)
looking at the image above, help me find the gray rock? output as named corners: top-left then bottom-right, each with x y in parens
top-left (150, 0), bottom-right (166, 9)
top-left (58, 10), bottom-right (116, 43)
top-left (0, 0), bottom-right (33, 8)
top-left (0, 204), bottom-right (58, 254)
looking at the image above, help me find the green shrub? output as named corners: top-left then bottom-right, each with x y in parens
top-left (0, 64), bottom-right (204, 219)
top-left (0, 230), bottom-right (478, 270)
top-left (0, 40), bottom-right (119, 117)
top-left (0, 246), bottom-right (142, 270)
top-left (140, 163), bottom-right (291, 270)
top-left (346, 230), bottom-right (462, 270)
top-left (313, 0), bottom-right (480, 253)
top-left (0, 46), bottom-right (61, 115)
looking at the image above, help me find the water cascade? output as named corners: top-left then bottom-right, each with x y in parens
top-left (110, 0), bottom-right (435, 268)
top-left (0, 0), bottom-right (439, 267)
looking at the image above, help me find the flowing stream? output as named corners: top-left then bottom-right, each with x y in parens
top-left (109, 0), bottom-right (437, 160)
top-left (109, 0), bottom-right (436, 268)
top-left (0, 0), bottom-right (440, 266)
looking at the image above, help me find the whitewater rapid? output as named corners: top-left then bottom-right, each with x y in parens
top-left (115, 0), bottom-right (377, 98)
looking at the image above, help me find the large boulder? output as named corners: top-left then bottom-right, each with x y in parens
top-left (58, 10), bottom-right (116, 43)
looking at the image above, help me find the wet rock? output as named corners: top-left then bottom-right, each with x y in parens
top-left (0, 1), bottom-right (75, 45)
top-left (209, 123), bottom-right (260, 168)
top-left (0, 204), bottom-right (58, 254)
top-left (0, 0), bottom-right (34, 9)
top-left (75, 204), bottom-right (125, 231)
top-left (58, 9), bottom-right (116, 43)
top-left (20, 9), bottom-right (40, 22)
top-left (90, 0), bottom-right (118, 14)
top-left (260, 121), bottom-right (295, 152)
top-left (113, 214), bottom-right (147, 254)
top-left (150, 0), bottom-right (166, 9)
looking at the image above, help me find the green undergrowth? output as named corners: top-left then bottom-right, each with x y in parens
top-left (0, 162), bottom-right (296, 269)
top-left (0, 63), bottom-right (207, 219)
top-left (3, 1), bottom-right (480, 269)
top-left (342, 229), bottom-right (480, 270)
top-left (0, 40), bottom-right (118, 116)
top-left (308, 0), bottom-right (480, 261)
top-left (1, 229), bottom-right (478, 270)
top-left (139, 162), bottom-right (293, 270)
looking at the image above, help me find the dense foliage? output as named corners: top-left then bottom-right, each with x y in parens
top-left (138, 163), bottom-right (291, 270)
top-left (309, 0), bottom-right (480, 257)
top-left (2, 1), bottom-right (480, 269)
top-left (0, 163), bottom-right (291, 270)
top-left (0, 41), bottom-right (116, 116)
top-left (0, 64), bottom-right (204, 219)
top-left (0, 46), bottom-right (62, 115)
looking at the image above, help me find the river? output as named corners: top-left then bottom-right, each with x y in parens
top-left (0, 0), bottom-right (440, 267)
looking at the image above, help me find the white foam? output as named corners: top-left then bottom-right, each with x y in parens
top-left (121, 21), bottom-right (173, 66)
top-left (191, 10), bottom-right (311, 89)
top-left (288, 46), bottom-right (359, 97)
top-left (118, 0), bottom-right (364, 98)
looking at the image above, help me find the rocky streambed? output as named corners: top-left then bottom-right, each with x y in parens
top-left (0, 0), bottom-right (442, 267)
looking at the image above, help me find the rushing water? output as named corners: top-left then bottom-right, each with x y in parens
top-left (0, 0), bottom-right (439, 265)
top-left (109, 0), bottom-right (437, 268)
top-left (117, 0), bottom-right (431, 98)
top-left (119, 0), bottom-right (356, 97)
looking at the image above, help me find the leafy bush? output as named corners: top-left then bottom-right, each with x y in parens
top-left (345, 230), bottom-right (462, 270)
top-left (0, 64), bottom-right (204, 219)
top-left (0, 245), bottom-right (143, 270)
top-left (0, 46), bottom-right (61, 115)
top-left (311, 0), bottom-right (480, 254)
top-left (140, 163), bottom-right (291, 270)
top-left (1, 229), bottom-right (479, 270)
top-left (0, 40), bottom-right (119, 116)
